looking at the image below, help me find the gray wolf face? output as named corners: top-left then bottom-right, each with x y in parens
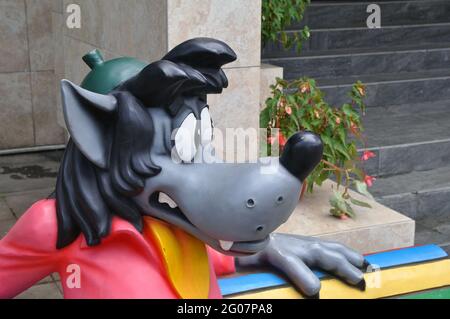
top-left (57, 38), bottom-right (323, 255)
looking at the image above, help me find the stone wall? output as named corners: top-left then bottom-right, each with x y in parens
top-left (0, 0), bottom-right (65, 150)
top-left (53, 0), bottom-right (168, 130)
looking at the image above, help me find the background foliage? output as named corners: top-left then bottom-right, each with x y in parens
top-left (262, 0), bottom-right (311, 52)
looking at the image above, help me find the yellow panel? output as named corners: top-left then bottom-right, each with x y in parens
top-left (229, 259), bottom-right (450, 299)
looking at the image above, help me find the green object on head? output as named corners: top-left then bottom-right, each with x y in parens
top-left (81, 49), bottom-right (148, 94)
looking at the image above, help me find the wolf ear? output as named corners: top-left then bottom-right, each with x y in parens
top-left (61, 80), bottom-right (117, 169)
top-left (122, 60), bottom-right (207, 107)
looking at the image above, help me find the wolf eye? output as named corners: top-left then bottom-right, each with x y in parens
top-left (174, 113), bottom-right (198, 162)
top-left (200, 107), bottom-right (213, 145)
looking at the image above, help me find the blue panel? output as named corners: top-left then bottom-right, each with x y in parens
top-left (364, 244), bottom-right (447, 268)
top-left (219, 244), bottom-right (447, 296)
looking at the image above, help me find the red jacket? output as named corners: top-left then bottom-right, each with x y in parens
top-left (0, 199), bottom-right (235, 299)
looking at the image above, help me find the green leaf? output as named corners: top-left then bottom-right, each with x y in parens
top-left (330, 207), bottom-right (341, 217)
top-left (321, 134), bottom-right (333, 147)
top-left (354, 181), bottom-right (373, 199)
top-left (329, 193), bottom-right (340, 208)
top-left (302, 26), bottom-right (311, 39)
top-left (260, 106), bottom-right (271, 128)
top-left (344, 201), bottom-right (356, 218)
top-left (281, 32), bottom-right (288, 46)
top-left (335, 142), bottom-right (351, 160)
top-left (330, 191), bottom-right (346, 211)
top-left (316, 169), bottom-right (330, 186)
top-left (286, 94), bottom-right (296, 105)
top-left (351, 167), bottom-right (365, 180)
top-left (342, 103), bottom-right (356, 117)
top-left (350, 197), bottom-right (372, 209)
top-left (337, 126), bottom-right (346, 145)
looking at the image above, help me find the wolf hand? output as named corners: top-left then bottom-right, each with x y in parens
top-left (235, 233), bottom-right (367, 298)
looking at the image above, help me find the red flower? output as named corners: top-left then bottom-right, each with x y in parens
top-left (361, 150), bottom-right (376, 161)
top-left (364, 175), bottom-right (376, 187)
top-left (279, 132), bottom-right (287, 147)
top-left (267, 132), bottom-right (287, 147)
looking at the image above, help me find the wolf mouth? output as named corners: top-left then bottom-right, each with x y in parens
top-left (147, 191), bottom-right (269, 255)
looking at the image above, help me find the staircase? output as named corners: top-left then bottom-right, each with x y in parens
top-left (262, 1), bottom-right (450, 230)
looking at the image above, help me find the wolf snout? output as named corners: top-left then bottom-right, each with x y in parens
top-left (280, 131), bottom-right (323, 181)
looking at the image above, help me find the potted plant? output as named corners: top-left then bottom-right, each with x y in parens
top-left (260, 78), bottom-right (376, 218)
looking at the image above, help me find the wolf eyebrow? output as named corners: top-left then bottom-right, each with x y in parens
top-left (170, 100), bottom-right (207, 120)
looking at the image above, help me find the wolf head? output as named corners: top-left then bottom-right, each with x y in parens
top-left (56, 38), bottom-right (323, 255)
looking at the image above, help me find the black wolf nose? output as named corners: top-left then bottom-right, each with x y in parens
top-left (280, 131), bottom-right (323, 181)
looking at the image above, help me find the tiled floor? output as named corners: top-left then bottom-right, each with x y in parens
top-left (0, 150), bottom-right (449, 299)
top-left (0, 151), bottom-right (63, 299)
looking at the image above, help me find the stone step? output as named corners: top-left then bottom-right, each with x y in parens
top-left (264, 46), bottom-right (450, 81)
top-left (262, 23), bottom-right (450, 58)
top-left (372, 165), bottom-right (450, 220)
top-left (315, 69), bottom-right (450, 107)
top-left (293, 0), bottom-right (450, 30)
top-left (359, 100), bottom-right (450, 177)
top-left (414, 214), bottom-right (450, 253)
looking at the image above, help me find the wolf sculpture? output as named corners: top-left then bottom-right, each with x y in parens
top-left (0, 38), bottom-right (366, 299)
